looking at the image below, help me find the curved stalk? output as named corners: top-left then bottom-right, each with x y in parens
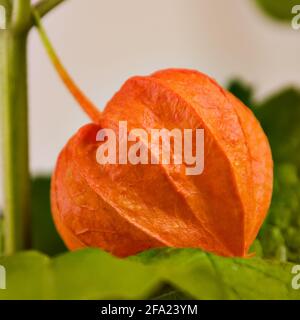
top-left (25, 0), bottom-right (67, 31)
top-left (32, 9), bottom-right (100, 122)
top-left (35, 0), bottom-right (67, 18)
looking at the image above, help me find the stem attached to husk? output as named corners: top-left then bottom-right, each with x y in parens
top-left (32, 9), bottom-right (100, 122)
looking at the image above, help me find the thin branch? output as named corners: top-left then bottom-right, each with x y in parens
top-left (26, 0), bottom-right (67, 30)
top-left (32, 9), bottom-right (100, 121)
top-left (34, 0), bottom-right (66, 18)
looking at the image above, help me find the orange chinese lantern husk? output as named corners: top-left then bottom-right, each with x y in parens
top-left (51, 68), bottom-right (273, 258)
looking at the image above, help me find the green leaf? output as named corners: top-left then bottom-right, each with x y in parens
top-left (254, 88), bottom-right (300, 168)
top-left (0, 248), bottom-right (299, 300)
top-left (258, 163), bottom-right (300, 263)
top-left (255, 0), bottom-right (299, 22)
top-left (233, 85), bottom-right (300, 262)
top-left (227, 79), bottom-right (254, 107)
top-left (229, 85), bottom-right (300, 263)
top-left (228, 85), bottom-right (300, 170)
top-left (31, 176), bottom-right (66, 256)
top-left (228, 83), bottom-right (300, 170)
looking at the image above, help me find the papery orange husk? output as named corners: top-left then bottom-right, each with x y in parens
top-left (51, 68), bottom-right (273, 258)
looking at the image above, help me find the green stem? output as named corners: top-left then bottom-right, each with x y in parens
top-left (27, 0), bottom-right (67, 31)
top-left (11, 0), bottom-right (31, 32)
top-left (0, 0), bottom-right (67, 255)
top-left (34, 0), bottom-right (66, 18)
top-left (1, 0), bottom-right (31, 254)
top-left (32, 9), bottom-right (100, 122)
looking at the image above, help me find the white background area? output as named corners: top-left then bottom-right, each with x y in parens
top-left (1, 0), bottom-right (300, 208)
